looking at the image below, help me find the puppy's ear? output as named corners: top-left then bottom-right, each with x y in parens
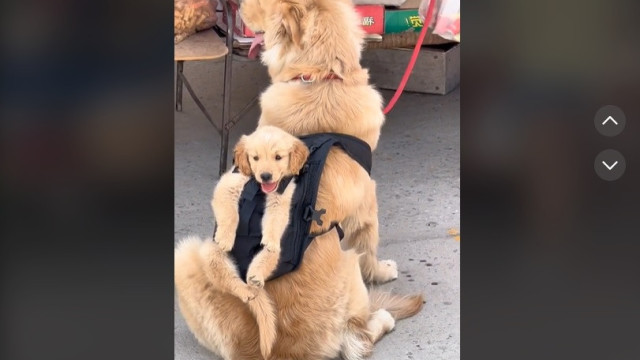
top-left (233, 136), bottom-right (252, 176)
top-left (279, 0), bottom-right (306, 47)
top-left (289, 139), bottom-right (309, 175)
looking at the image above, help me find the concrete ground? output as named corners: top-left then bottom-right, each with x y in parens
top-left (175, 58), bottom-right (460, 360)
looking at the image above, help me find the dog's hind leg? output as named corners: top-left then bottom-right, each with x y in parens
top-left (341, 179), bottom-right (398, 283)
top-left (366, 309), bottom-right (395, 343)
top-left (340, 250), bottom-right (375, 360)
top-left (199, 239), bottom-right (258, 303)
top-left (342, 309), bottom-right (395, 360)
top-left (341, 317), bottom-right (374, 360)
top-left (340, 250), bottom-right (394, 360)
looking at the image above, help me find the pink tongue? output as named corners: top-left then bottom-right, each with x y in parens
top-left (248, 33), bottom-right (264, 60)
top-left (261, 181), bottom-right (277, 193)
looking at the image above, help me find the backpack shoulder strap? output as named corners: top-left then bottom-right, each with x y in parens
top-left (296, 134), bottom-right (335, 227)
top-left (237, 179), bottom-right (262, 235)
top-left (329, 133), bottom-right (372, 175)
top-left (299, 133), bottom-right (372, 174)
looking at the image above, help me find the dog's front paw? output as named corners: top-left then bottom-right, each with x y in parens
top-left (247, 273), bottom-right (265, 288)
top-left (214, 233), bottom-right (235, 252)
top-left (235, 284), bottom-right (258, 303)
top-left (260, 241), bottom-right (280, 253)
top-left (375, 259), bottom-right (399, 283)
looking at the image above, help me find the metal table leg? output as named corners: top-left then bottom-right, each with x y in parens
top-left (219, 0), bottom-right (235, 176)
top-left (178, 70), bottom-right (222, 134)
top-left (176, 61), bottom-right (184, 111)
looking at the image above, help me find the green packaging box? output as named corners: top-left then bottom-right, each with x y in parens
top-left (384, 9), bottom-right (423, 34)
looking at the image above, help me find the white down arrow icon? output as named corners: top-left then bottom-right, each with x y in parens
top-left (602, 161), bottom-right (618, 170)
top-left (602, 116), bottom-right (618, 125)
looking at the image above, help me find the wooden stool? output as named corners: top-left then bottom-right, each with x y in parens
top-left (175, 29), bottom-right (228, 128)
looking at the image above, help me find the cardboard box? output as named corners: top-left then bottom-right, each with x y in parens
top-left (220, 0), bottom-right (254, 37)
top-left (384, 9), bottom-right (423, 34)
top-left (354, 5), bottom-right (385, 35)
top-left (361, 43), bottom-right (459, 95)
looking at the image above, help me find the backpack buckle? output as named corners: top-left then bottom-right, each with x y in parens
top-left (303, 205), bottom-right (326, 226)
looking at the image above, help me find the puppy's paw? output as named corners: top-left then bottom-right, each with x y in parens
top-left (235, 284), bottom-right (258, 303)
top-left (247, 273), bottom-right (265, 288)
top-left (260, 240), bottom-right (280, 253)
top-left (214, 233), bottom-right (235, 252)
top-left (374, 259), bottom-right (398, 283)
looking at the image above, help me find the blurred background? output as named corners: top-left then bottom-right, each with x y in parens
top-left (2, 0), bottom-right (640, 359)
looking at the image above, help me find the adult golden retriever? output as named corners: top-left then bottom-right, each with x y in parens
top-left (241, 0), bottom-right (394, 284)
top-left (174, 1), bottom-right (423, 359)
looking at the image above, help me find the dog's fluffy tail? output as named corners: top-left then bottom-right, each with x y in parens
top-left (368, 290), bottom-right (424, 320)
top-left (246, 289), bottom-right (277, 360)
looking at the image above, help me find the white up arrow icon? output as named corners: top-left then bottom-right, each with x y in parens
top-left (602, 116), bottom-right (618, 125)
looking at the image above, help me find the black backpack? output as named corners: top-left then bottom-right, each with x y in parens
top-left (223, 133), bottom-right (372, 282)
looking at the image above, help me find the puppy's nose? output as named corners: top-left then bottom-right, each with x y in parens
top-left (260, 173), bottom-right (272, 182)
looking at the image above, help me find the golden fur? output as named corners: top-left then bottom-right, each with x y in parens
top-left (174, 1), bottom-right (425, 359)
top-left (209, 126), bottom-right (310, 358)
top-left (213, 126), bottom-right (309, 288)
top-left (241, 0), bottom-right (393, 283)
top-left (176, 233), bottom-right (423, 360)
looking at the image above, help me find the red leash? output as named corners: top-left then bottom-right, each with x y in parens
top-left (382, 0), bottom-right (437, 115)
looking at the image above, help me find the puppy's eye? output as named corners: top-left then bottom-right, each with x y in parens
top-left (275, 155), bottom-right (282, 161)
top-left (253, 156), bottom-right (259, 161)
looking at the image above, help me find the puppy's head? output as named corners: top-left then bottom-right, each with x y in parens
top-left (233, 126), bottom-right (309, 194)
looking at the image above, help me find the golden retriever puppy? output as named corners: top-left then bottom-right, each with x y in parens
top-left (239, 0), bottom-right (396, 283)
top-left (212, 125), bottom-right (309, 288)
